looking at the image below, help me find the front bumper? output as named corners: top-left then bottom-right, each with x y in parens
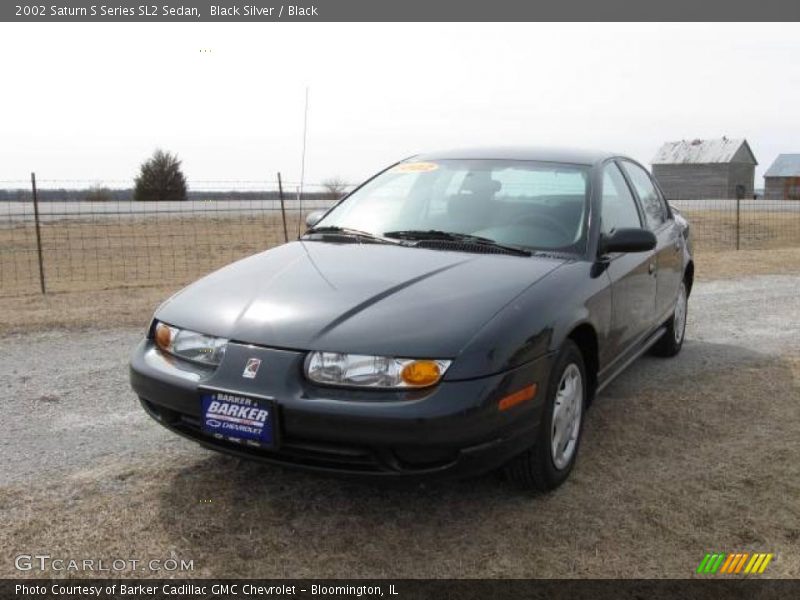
top-left (130, 339), bottom-right (553, 478)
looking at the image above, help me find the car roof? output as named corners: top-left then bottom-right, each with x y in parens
top-left (412, 146), bottom-right (621, 166)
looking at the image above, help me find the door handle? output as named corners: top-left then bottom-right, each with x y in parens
top-left (648, 262), bottom-right (656, 275)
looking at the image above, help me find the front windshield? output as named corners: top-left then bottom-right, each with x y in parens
top-left (314, 159), bottom-right (591, 253)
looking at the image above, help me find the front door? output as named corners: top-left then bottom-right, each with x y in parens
top-left (598, 162), bottom-right (658, 368)
top-left (619, 160), bottom-right (683, 321)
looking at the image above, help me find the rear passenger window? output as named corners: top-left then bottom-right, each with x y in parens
top-left (601, 163), bottom-right (641, 235)
top-left (621, 161), bottom-right (667, 230)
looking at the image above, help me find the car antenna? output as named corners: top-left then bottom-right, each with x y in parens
top-left (297, 86), bottom-right (310, 239)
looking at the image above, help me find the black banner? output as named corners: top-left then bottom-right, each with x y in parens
top-left (4, 0), bottom-right (800, 22)
top-left (4, 580), bottom-right (800, 600)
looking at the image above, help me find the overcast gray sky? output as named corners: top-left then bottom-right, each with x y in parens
top-left (1, 22), bottom-right (798, 188)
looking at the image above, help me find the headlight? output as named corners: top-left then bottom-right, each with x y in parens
top-left (153, 321), bottom-right (228, 366)
top-left (305, 352), bottom-right (451, 388)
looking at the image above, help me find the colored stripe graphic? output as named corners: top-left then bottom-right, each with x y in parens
top-left (698, 553), bottom-right (726, 574)
top-left (697, 554), bottom-right (711, 574)
top-left (710, 554), bottom-right (725, 573)
top-left (723, 553), bottom-right (743, 574)
top-left (758, 554), bottom-right (774, 573)
top-left (699, 552), bottom-right (774, 575)
top-left (745, 554), bottom-right (761, 574)
top-left (734, 553), bottom-right (749, 573)
top-left (719, 554), bottom-right (736, 573)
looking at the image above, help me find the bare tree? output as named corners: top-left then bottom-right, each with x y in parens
top-left (85, 184), bottom-right (113, 202)
top-left (321, 176), bottom-right (349, 200)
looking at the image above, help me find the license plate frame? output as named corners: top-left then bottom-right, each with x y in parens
top-left (198, 387), bottom-right (278, 449)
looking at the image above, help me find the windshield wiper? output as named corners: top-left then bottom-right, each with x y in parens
top-left (304, 226), bottom-right (399, 245)
top-left (383, 230), bottom-right (531, 256)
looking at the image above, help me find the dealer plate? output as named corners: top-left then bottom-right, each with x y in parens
top-left (200, 390), bottom-right (275, 448)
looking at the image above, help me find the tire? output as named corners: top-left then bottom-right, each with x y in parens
top-left (504, 340), bottom-right (587, 492)
top-left (651, 279), bottom-right (688, 358)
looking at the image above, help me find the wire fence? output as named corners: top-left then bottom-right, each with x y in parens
top-left (0, 177), bottom-right (345, 297)
top-left (1, 179), bottom-right (799, 298)
top-left (671, 196), bottom-right (800, 252)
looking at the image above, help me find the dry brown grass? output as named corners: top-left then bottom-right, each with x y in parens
top-left (2, 214), bottom-right (799, 579)
top-left (0, 213), bottom-right (302, 334)
top-left (687, 209), bottom-right (800, 252)
top-left (0, 213), bottom-right (305, 297)
top-left (2, 245), bottom-right (799, 336)
top-left (2, 210), bottom-right (799, 299)
top-left (0, 285), bottom-right (176, 334)
top-left (695, 246), bottom-right (800, 280)
top-left (2, 345), bottom-right (798, 578)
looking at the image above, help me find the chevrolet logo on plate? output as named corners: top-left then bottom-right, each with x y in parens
top-left (242, 358), bottom-right (261, 379)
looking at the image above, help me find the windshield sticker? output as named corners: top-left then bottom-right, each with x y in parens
top-left (392, 162), bottom-right (439, 173)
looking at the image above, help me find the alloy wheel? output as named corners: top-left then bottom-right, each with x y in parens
top-left (674, 282), bottom-right (688, 344)
top-left (551, 363), bottom-right (583, 470)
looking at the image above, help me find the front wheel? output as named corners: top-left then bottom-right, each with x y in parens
top-left (651, 280), bottom-right (688, 357)
top-left (504, 340), bottom-right (586, 492)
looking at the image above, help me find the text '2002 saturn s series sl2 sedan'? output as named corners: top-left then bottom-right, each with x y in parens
top-left (130, 147), bottom-right (693, 491)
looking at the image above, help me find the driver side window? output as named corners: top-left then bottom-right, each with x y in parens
top-left (601, 163), bottom-right (642, 235)
top-left (620, 161), bottom-right (667, 230)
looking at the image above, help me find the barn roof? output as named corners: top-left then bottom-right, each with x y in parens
top-left (764, 154), bottom-right (800, 177)
top-left (652, 138), bottom-right (757, 165)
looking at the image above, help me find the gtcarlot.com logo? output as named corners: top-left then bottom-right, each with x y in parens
top-left (14, 554), bottom-right (194, 573)
top-left (696, 552), bottom-right (774, 575)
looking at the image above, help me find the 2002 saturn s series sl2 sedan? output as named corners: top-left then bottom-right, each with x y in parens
top-left (130, 147), bottom-right (693, 491)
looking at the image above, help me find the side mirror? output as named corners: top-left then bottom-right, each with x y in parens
top-left (599, 228), bottom-right (656, 255)
top-left (305, 210), bottom-right (325, 229)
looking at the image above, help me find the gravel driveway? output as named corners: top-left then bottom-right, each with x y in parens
top-left (2, 274), bottom-right (798, 487)
top-left (2, 273), bottom-right (800, 579)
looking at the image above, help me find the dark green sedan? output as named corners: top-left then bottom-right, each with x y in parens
top-left (130, 147), bottom-right (693, 491)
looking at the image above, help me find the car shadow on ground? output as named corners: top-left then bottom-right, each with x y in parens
top-left (152, 339), bottom-right (798, 577)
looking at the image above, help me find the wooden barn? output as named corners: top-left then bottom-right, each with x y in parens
top-left (651, 137), bottom-right (757, 200)
top-left (764, 154), bottom-right (800, 200)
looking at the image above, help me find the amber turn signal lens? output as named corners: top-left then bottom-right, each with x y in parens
top-left (498, 384), bottom-right (537, 411)
top-left (400, 360), bottom-right (442, 387)
top-left (154, 322), bottom-right (173, 350)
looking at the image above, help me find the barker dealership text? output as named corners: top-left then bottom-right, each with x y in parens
top-left (15, 584), bottom-right (391, 597)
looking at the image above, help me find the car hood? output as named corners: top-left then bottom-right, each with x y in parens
top-left (156, 241), bottom-right (564, 358)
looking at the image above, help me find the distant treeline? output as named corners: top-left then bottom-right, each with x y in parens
top-left (0, 188), bottom-right (337, 202)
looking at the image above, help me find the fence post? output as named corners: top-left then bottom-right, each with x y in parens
top-left (30, 172), bottom-right (47, 294)
top-left (277, 172), bottom-right (289, 243)
top-left (735, 196), bottom-right (741, 250)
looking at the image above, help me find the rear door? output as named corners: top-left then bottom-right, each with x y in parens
top-left (619, 160), bottom-right (683, 322)
top-left (598, 162), bottom-right (657, 366)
